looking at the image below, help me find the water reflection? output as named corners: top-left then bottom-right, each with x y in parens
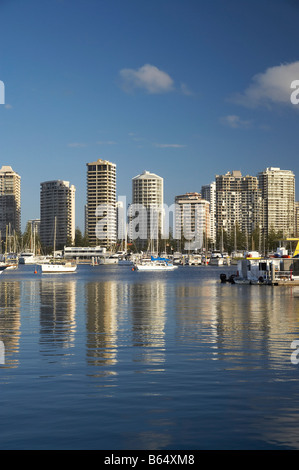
top-left (0, 280), bottom-right (21, 368)
top-left (2, 268), bottom-right (299, 449)
top-left (1, 272), bottom-right (299, 376)
top-left (175, 280), bottom-right (218, 342)
top-left (39, 279), bottom-right (77, 351)
top-left (129, 280), bottom-right (166, 366)
top-left (175, 280), bottom-right (299, 370)
top-left (212, 284), bottom-right (299, 369)
top-left (85, 281), bottom-right (119, 370)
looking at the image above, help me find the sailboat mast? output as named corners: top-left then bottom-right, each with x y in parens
top-left (54, 216), bottom-right (57, 256)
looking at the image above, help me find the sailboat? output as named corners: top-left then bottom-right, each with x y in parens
top-left (133, 255), bottom-right (178, 271)
top-left (39, 217), bottom-right (77, 273)
top-left (0, 264), bottom-right (8, 274)
top-left (0, 225), bottom-right (18, 269)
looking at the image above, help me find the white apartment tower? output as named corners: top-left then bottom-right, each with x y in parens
top-left (86, 159), bottom-right (117, 248)
top-left (40, 180), bottom-right (75, 249)
top-left (201, 182), bottom-right (216, 244)
top-left (295, 202), bottom-right (299, 237)
top-left (131, 170), bottom-right (164, 250)
top-left (215, 171), bottom-right (262, 239)
top-left (257, 167), bottom-right (295, 237)
top-left (0, 165), bottom-right (21, 238)
top-left (175, 192), bottom-right (210, 251)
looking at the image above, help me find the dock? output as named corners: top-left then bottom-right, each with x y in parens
top-left (271, 279), bottom-right (299, 286)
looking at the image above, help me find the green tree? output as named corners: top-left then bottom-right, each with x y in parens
top-left (75, 227), bottom-right (84, 246)
top-left (266, 227), bottom-right (284, 254)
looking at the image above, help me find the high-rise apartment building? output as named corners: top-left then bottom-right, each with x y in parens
top-left (27, 219), bottom-right (40, 236)
top-left (215, 170), bottom-right (262, 239)
top-left (295, 202), bottom-right (299, 237)
top-left (201, 182), bottom-right (216, 244)
top-left (258, 167), bottom-right (295, 238)
top-left (86, 159), bottom-right (116, 248)
top-left (130, 170), bottom-right (163, 250)
top-left (40, 180), bottom-right (75, 249)
top-left (0, 165), bottom-right (21, 238)
top-left (175, 192), bottom-right (210, 251)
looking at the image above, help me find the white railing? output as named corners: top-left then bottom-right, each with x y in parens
top-left (274, 270), bottom-right (294, 281)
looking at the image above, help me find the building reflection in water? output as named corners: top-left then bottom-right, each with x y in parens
top-left (175, 280), bottom-right (299, 369)
top-left (0, 280), bottom-right (21, 368)
top-left (175, 279), bottom-right (218, 350)
top-left (129, 280), bottom-right (166, 367)
top-left (211, 283), bottom-right (299, 369)
top-left (85, 281), bottom-right (120, 372)
top-left (39, 279), bottom-right (76, 352)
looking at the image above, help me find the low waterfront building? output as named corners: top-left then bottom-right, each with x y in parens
top-left (64, 245), bottom-right (107, 261)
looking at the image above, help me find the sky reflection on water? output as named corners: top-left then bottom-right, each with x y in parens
top-left (0, 265), bottom-right (299, 449)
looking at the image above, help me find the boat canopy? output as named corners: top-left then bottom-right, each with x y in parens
top-left (151, 256), bottom-right (169, 262)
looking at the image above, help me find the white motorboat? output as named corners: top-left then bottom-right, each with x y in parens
top-left (133, 256), bottom-right (178, 272)
top-left (19, 252), bottom-right (40, 264)
top-left (97, 254), bottom-right (119, 265)
top-left (40, 261), bottom-right (77, 273)
top-left (209, 251), bottom-right (228, 266)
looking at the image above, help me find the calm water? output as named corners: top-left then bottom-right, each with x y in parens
top-left (0, 263), bottom-right (299, 450)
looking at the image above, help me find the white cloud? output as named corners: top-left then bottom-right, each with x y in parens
top-left (231, 61), bottom-right (299, 107)
top-left (180, 83), bottom-right (194, 96)
top-left (119, 64), bottom-right (175, 94)
top-left (67, 142), bottom-right (87, 147)
top-left (220, 115), bottom-right (252, 129)
top-left (96, 140), bottom-right (117, 145)
top-left (154, 143), bottom-right (186, 148)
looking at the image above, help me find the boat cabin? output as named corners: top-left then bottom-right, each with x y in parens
top-left (236, 257), bottom-right (299, 283)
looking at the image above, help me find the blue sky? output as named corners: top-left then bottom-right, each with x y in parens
top-left (1, 0), bottom-right (299, 231)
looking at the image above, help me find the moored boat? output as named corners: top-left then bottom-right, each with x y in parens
top-left (133, 256), bottom-right (178, 272)
top-left (0, 264), bottom-right (8, 274)
top-left (19, 252), bottom-right (40, 264)
top-left (96, 254), bottom-right (119, 265)
top-left (220, 255), bottom-right (299, 285)
top-left (40, 261), bottom-right (77, 273)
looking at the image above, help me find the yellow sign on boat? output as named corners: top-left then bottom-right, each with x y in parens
top-left (286, 238), bottom-right (299, 257)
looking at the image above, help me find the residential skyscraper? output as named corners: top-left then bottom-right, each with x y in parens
top-left (0, 165), bottom-right (21, 239)
top-left (295, 202), bottom-right (299, 237)
top-left (257, 167), bottom-right (295, 238)
top-left (175, 192), bottom-right (210, 251)
top-left (130, 170), bottom-right (163, 250)
top-left (86, 159), bottom-right (116, 248)
top-left (215, 170), bottom-right (262, 240)
top-left (201, 182), bottom-right (216, 244)
top-left (40, 180), bottom-right (75, 249)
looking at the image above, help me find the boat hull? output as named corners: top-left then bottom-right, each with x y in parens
top-left (40, 264), bottom-right (77, 273)
top-left (135, 263), bottom-right (178, 271)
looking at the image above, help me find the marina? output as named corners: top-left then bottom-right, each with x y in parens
top-left (1, 0), bottom-right (299, 453)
